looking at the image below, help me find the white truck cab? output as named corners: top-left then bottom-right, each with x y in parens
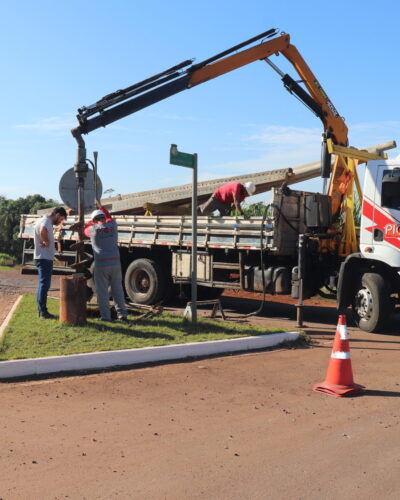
top-left (361, 157), bottom-right (400, 267)
top-left (338, 156), bottom-right (400, 332)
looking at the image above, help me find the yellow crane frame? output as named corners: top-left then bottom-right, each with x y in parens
top-left (327, 139), bottom-right (387, 256)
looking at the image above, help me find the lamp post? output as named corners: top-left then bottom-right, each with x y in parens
top-left (169, 144), bottom-right (198, 325)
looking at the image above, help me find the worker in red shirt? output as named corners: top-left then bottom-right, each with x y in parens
top-left (198, 181), bottom-right (256, 216)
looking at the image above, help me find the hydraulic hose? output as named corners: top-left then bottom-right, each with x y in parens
top-left (243, 190), bottom-right (300, 318)
top-left (243, 203), bottom-right (269, 318)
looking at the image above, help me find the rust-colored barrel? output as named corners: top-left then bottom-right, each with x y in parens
top-left (59, 275), bottom-right (87, 324)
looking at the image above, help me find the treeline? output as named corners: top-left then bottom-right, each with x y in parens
top-left (0, 194), bottom-right (58, 261)
top-left (242, 201), bottom-right (269, 217)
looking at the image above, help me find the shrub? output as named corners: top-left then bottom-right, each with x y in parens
top-left (0, 253), bottom-right (15, 266)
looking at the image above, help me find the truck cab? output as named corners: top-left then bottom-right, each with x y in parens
top-left (338, 156), bottom-right (400, 332)
top-left (361, 157), bottom-right (400, 266)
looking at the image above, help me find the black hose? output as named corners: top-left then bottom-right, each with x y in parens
top-left (268, 202), bottom-right (300, 234)
top-left (243, 190), bottom-right (299, 318)
top-left (243, 204), bottom-right (269, 318)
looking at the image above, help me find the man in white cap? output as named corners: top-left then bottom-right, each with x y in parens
top-left (198, 181), bottom-right (256, 216)
top-left (84, 200), bottom-right (127, 321)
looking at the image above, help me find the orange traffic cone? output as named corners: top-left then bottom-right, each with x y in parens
top-left (313, 315), bottom-right (364, 397)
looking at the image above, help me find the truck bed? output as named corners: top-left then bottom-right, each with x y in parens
top-left (19, 189), bottom-right (308, 256)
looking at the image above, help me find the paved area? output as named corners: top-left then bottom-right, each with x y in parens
top-left (1, 269), bottom-right (400, 499)
top-left (1, 328), bottom-right (400, 500)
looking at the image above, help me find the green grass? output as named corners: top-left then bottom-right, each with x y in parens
top-left (0, 265), bottom-right (18, 271)
top-left (0, 295), bottom-right (293, 361)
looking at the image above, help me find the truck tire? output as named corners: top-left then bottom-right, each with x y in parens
top-left (124, 258), bottom-right (166, 305)
top-left (352, 273), bottom-right (390, 333)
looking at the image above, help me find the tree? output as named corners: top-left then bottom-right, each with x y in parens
top-left (242, 201), bottom-right (269, 217)
top-left (0, 194), bottom-right (59, 261)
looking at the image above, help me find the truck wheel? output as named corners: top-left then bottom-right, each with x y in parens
top-left (352, 273), bottom-right (390, 333)
top-left (124, 258), bottom-right (166, 305)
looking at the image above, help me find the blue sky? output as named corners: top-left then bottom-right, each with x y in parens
top-left (1, 0), bottom-right (399, 203)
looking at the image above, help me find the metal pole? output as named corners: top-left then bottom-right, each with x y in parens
top-left (93, 151), bottom-right (98, 201)
top-left (169, 143), bottom-right (197, 325)
top-left (191, 154), bottom-right (198, 325)
top-left (322, 178), bottom-right (328, 195)
top-left (296, 234), bottom-right (306, 328)
top-left (71, 128), bottom-right (88, 257)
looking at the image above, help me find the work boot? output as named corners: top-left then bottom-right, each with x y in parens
top-left (39, 311), bottom-right (56, 319)
top-left (117, 316), bottom-right (128, 322)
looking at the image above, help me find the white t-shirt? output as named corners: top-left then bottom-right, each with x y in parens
top-left (34, 215), bottom-right (55, 260)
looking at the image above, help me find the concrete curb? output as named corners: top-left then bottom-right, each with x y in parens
top-left (0, 295), bottom-right (23, 343)
top-left (0, 331), bottom-right (299, 380)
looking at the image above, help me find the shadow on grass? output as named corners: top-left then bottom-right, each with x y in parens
top-left (85, 320), bottom-right (175, 340)
top-left (82, 313), bottom-right (280, 340)
top-left (141, 317), bottom-right (279, 337)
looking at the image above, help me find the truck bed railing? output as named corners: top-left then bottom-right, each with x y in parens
top-left (20, 189), bottom-right (307, 257)
top-left (20, 215), bottom-right (277, 251)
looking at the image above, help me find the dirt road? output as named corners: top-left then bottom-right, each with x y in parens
top-left (1, 270), bottom-right (400, 499)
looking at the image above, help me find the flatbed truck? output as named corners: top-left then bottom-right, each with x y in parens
top-left (19, 29), bottom-right (400, 332)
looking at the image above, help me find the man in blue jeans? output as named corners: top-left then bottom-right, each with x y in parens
top-left (34, 207), bottom-right (67, 319)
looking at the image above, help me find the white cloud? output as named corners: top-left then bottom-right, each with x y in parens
top-left (210, 125), bottom-right (321, 156)
top-left (145, 111), bottom-right (198, 121)
top-left (209, 121), bottom-right (400, 176)
top-left (14, 115), bottom-right (75, 136)
top-left (0, 185), bottom-right (33, 197)
top-left (247, 125), bottom-right (321, 147)
top-left (198, 172), bottom-right (226, 182)
top-left (349, 122), bottom-right (399, 156)
top-left (351, 121), bottom-right (400, 132)
top-left (93, 141), bottom-right (141, 151)
top-left (205, 149), bottom-right (319, 177)
top-left (203, 124), bottom-right (322, 176)
top-left (106, 123), bottom-right (132, 131)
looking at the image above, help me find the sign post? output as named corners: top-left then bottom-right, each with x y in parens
top-left (170, 144), bottom-right (198, 325)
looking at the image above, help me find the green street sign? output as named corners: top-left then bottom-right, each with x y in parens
top-left (170, 144), bottom-right (194, 168)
